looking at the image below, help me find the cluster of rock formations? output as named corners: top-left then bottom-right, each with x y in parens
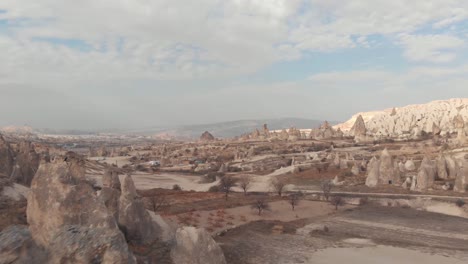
top-left (365, 149), bottom-right (468, 193)
top-left (0, 152), bottom-right (227, 263)
top-left (337, 98), bottom-right (468, 141)
top-left (309, 121), bottom-right (344, 140)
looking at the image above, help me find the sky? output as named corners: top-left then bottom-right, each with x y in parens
top-left (1, 0), bottom-right (468, 130)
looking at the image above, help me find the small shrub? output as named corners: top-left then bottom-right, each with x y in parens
top-left (208, 185), bottom-right (220, 192)
top-left (358, 197), bottom-right (369, 206)
top-left (172, 184), bottom-right (182, 191)
top-left (455, 199), bottom-right (466, 208)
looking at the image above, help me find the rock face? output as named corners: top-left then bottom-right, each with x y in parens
top-left (118, 174), bottom-right (161, 245)
top-left (0, 134), bottom-right (14, 178)
top-left (200, 131), bottom-right (215, 141)
top-left (24, 153), bottom-right (136, 263)
top-left (365, 157), bottom-right (380, 187)
top-left (99, 168), bottom-right (122, 220)
top-left (171, 227), bottom-right (227, 264)
top-left (336, 98), bottom-right (468, 138)
top-left (454, 157), bottom-right (468, 193)
top-left (350, 114), bottom-right (367, 142)
top-left (412, 157), bottom-right (436, 191)
top-left (436, 154), bottom-right (449, 180)
top-left (10, 141), bottom-right (40, 186)
top-left (379, 149), bottom-right (396, 184)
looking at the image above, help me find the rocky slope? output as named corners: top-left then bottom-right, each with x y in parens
top-left (336, 98), bottom-right (468, 137)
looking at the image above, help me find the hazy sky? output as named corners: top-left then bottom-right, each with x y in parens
top-left (1, 1), bottom-right (468, 130)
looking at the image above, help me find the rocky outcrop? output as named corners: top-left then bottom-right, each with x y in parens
top-left (336, 98), bottom-right (468, 139)
top-left (379, 149), bottom-right (396, 184)
top-left (200, 131), bottom-right (215, 141)
top-left (436, 153), bottom-right (449, 180)
top-left (365, 157), bottom-right (380, 187)
top-left (118, 174), bottom-right (161, 245)
top-left (99, 168), bottom-right (122, 220)
top-left (0, 134), bottom-right (14, 178)
top-left (454, 157), bottom-right (468, 193)
top-left (24, 153), bottom-right (136, 263)
top-left (171, 227), bottom-right (227, 264)
top-left (412, 156), bottom-right (436, 191)
top-left (310, 121), bottom-right (343, 140)
top-left (10, 141), bottom-right (40, 186)
top-left (350, 115), bottom-right (367, 142)
top-left (445, 155), bottom-right (459, 179)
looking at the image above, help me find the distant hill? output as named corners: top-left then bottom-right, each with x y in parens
top-left (148, 118), bottom-right (336, 139)
top-left (1, 118), bottom-right (337, 140)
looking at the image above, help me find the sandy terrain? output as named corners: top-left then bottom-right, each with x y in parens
top-left (312, 245), bottom-right (466, 264)
top-left (217, 205), bottom-right (468, 264)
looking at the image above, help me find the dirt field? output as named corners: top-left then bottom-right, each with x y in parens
top-left (216, 205), bottom-right (468, 264)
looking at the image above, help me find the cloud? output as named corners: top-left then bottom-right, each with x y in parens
top-left (1, 1), bottom-right (468, 129)
top-left (399, 34), bottom-right (465, 63)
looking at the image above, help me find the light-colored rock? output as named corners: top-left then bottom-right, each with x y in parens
top-left (365, 157), bottom-right (380, 187)
top-left (171, 227), bottom-right (226, 264)
top-left (350, 114), bottom-right (367, 142)
top-left (335, 99), bottom-right (468, 138)
top-left (27, 155), bottom-right (118, 247)
top-left (404, 159), bottom-right (416, 171)
top-left (413, 156), bottom-right (436, 191)
top-left (445, 155), bottom-right (459, 179)
top-left (379, 149), bottom-right (395, 184)
top-left (454, 158), bottom-right (468, 193)
top-left (351, 164), bottom-right (360, 176)
top-left (436, 154), bottom-right (448, 180)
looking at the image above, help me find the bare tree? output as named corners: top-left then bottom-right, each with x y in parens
top-left (271, 177), bottom-right (286, 197)
top-left (147, 194), bottom-right (169, 212)
top-left (320, 180), bottom-right (333, 201)
top-left (330, 196), bottom-right (344, 210)
top-left (238, 175), bottom-right (251, 196)
top-left (251, 198), bottom-right (271, 215)
top-left (288, 192), bottom-right (302, 211)
top-left (219, 175), bottom-right (237, 200)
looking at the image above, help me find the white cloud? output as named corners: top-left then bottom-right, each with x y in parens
top-left (399, 34), bottom-right (465, 63)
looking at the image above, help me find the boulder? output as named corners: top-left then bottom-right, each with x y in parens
top-left (351, 164), bottom-right (360, 176)
top-left (404, 159), bottom-right (416, 171)
top-left (118, 175), bottom-right (161, 245)
top-left (171, 227), bottom-right (226, 264)
top-left (365, 157), bottom-right (380, 187)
